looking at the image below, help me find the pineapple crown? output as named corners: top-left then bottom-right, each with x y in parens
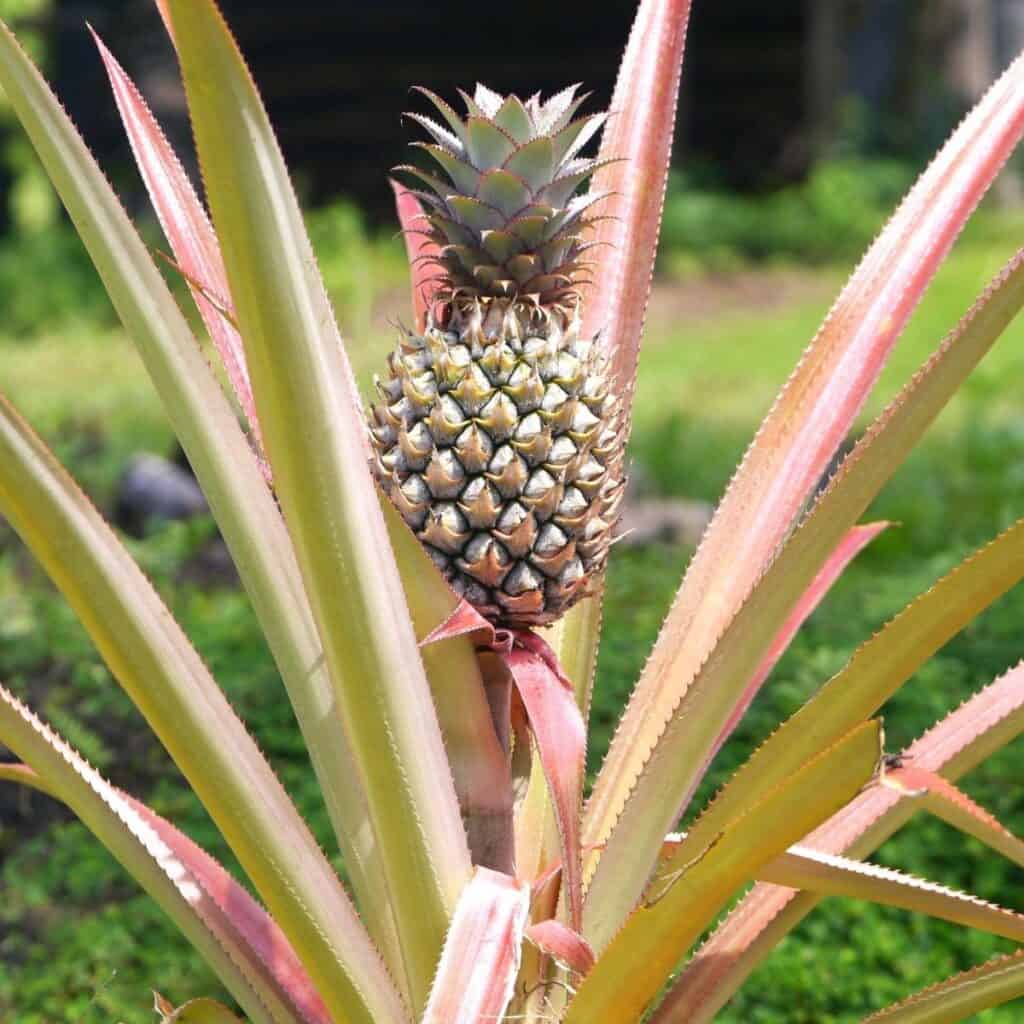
top-left (397, 83), bottom-right (612, 311)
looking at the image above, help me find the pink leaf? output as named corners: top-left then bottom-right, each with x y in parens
top-left (884, 765), bottom-right (1024, 867)
top-left (506, 633), bottom-right (587, 932)
top-left (0, 691), bottom-right (330, 1024)
top-left (420, 596), bottom-right (496, 647)
top-left (697, 522), bottom-right (888, 784)
top-left (420, 604), bottom-right (587, 910)
top-left (591, 48), bottom-right (1024, 873)
top-left (422, 867), bottom-right (529, 1024)
top-left (155, 0), bottom-right (175, 45)
top-left (652, 660), bottom-right (1024, 1023)
top-left (526, 919), bottom-right (596, 977)
top-left (391, 180), bottom-right (442, 334)
top-left (91, 29), bottom-right (266, 471)
top-left (128, 797), bottom-right (329, 1024)
top-left (584, 0), bottom-right (693, 414)
top-left (661, 50), bottom-right (1024, 679)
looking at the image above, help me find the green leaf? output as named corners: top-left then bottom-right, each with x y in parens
top-left (0, 396), bottom-right (405, 1024)
top-left (655, 661), bottom-right (1024, 1024)
top-left (165, 0), bottom-right (470, 1010)
top-left (0, 12), bottom-right (389, 959)
top-left (0, 691), bottom-right (314, 1024)
top-left (383, 497), bottom-right (514, 873)
top-left (465, 117), bottom-right (517, 169)
top-left (567, 722), bottom-right (881, 1021)
top-left (859, 951), bottom-right (1024, 1023)
top-left (583, 247), bottom-right (1024, 941)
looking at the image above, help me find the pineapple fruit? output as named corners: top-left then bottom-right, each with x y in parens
top-left (370, 84), bottom-right (625, 627)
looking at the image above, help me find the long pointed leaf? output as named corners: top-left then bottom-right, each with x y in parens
top-left (607, 514), bottom-right (1024, 955)
top-left (91, 30), bottom-right (261, 457)
top-left (506, 638), bottom-right (586, 931)
top-left (760, 845), bottom-right (1024, 943)
top-left (584, 247), bottom-right (1024, 937)
top-left (545, 0), bottom-right (694, 805)
top-left (567, 722), bottom-right (880, 1020)
top-left (165, 1), bottom-right (470, 1009)
top-left (384, 502), bottom-right (514, 874)
top-left (420, 868), bottom-right (529, 1024)
top-left (654, 661), bottom-right (1024, 1023)
top-left (664, 515), bottom-right (1024, 881)
top-left (701, 522), bottom-right (887, 783)
top-left (885, 765), bottom-right (1024, 870)
top-left (0, 395), bottom-right (405, 1024)
top-left (656, 830), bottom-right (1024, 946)
top-left (0, 695), bottom-right (324, 1024)
top-left (588, 53), bottom-right (1024, 871)
top-left (860, 952), bottom-right (1024, 1023)
top-left (584, 0), bottom-right (692, 411)
top-left (0, 14), bottom-right (389, 960)
top-left (391, 181), bottom-right (439, 334)
top-left (549, 0), bottom-right (693, 780)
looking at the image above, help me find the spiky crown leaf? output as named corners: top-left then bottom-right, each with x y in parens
top-left (398, 83), bottom-right (611, 308)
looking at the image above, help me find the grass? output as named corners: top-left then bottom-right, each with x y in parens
top-left (2, 224), bottom-right (1024, 1020)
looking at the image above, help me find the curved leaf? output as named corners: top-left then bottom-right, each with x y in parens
top-left (526, 919), bottom-right (596, 977)
top-left (654, 660), bottom-right (1024, 1023)
top-left (860, 951), bottom-right (1024, 1023)
top-left (0, 694), bottom-right (325, 1024)
top-left (589, 52), bottom-right (1024, 876)
top-left (506, 636), bottom-right (586, 931)
top-left (584, 247), bottom-right (1024, 938)
top-left (0, 395), bottom-right (404, 1024)
top-left (568, 722), bottom-right (880, 1020)
top-left (165, 0), bottom-right (471, 1009)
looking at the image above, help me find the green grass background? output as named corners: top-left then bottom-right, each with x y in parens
top-left (2, 206), bottom-right (1024, 1021)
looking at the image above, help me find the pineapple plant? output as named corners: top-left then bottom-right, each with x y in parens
top-left (3, 0), bottom-right (1024, 1021)
top-left (371, 86), bottom-right (623, 626)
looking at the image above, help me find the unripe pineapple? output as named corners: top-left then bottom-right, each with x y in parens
top-left (370, 84), bottom-right (624, 627)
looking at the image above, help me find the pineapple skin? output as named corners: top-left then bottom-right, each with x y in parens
top-left (372, 84), bottom-right (625, 626)
top-left (371, 299), bottom-right (623, 627)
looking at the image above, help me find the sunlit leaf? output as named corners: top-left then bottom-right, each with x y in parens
top-left (655, 661), bottom-right (1024, 1023)
top-left (165, 0), bottom-right (471, 1008)
top-left (584, 247), bottom-right (1024, 938)
top-left (421, 868), bottom-right (529, 1024)
top-left (589, 54), bottom-right (1024, 889)
top-left (570, 722), bottom-right (880, 1017)
top-left (0, 12), bottom-right (391, 957)
top-left (91, 29), bottom-right (262, 459)
top-left (0, 394), bottom-right (403, 1024)
top-left (0, 696), bottom-right (327, 1024)
top-left (860, 951), bottom-right (1024, 1023)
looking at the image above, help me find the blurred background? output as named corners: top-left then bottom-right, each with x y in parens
top-left (2, 1), bottom-right (1024, 1021)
